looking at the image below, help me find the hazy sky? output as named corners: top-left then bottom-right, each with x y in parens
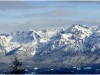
top-left (0, 1), bottom-right (100, 33)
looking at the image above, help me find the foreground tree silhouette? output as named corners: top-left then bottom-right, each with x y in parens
top-left (5, 56), bottom-right (25, 74)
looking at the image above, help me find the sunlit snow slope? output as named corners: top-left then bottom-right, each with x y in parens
top-left (0, 24), bottom-right (100, 56)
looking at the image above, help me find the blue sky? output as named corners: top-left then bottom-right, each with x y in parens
top-left (0, 1), bottom-right (100, 33)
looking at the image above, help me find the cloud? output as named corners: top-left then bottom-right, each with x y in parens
top-left (0, 18), bottom-right (76, 33)
top-left (0, 1), bottom-right (49, 10)
top-left (78, 18), bottom-right (100, 26)
top-left (16, 18), bottom-right (77, 31)
top-left (0, 1), bottom-right (29, 10)
top-left (0, 22), bottom-right (21, 33)
top-left (0, 1), bottom-right (77, 11)
top-left (42, 9), bottom-right (82, 17)
top-left (0, 18), bottom-right (100, 33)
top-left (15, 8), bottom-right (85, 18)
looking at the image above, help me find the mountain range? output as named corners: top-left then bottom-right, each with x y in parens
top-left (1, 24), bottom-right (100, 73)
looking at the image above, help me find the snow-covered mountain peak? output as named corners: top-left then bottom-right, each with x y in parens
top-left (67, 24), bottom-right (91, 33)
top-left (0, 24), bottom-right (100, 56)
top-left (66, 24), bottom-right (92, 40)
top-left (10, 31), bottom-right (34, 44)
top-left (1, 24), bottom-right (100, 72)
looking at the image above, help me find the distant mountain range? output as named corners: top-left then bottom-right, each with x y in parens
top-left (1, 24), bottom-right (100, 71)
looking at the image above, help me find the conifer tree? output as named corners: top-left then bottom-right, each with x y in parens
top-left (5, 56), bottom-right (25, 74)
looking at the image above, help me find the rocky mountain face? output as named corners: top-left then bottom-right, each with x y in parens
top-left (0, 24), bottom-right (100, 69)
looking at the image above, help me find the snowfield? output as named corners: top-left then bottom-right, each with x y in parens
top-left (0, 24), bottom-right (100, 73)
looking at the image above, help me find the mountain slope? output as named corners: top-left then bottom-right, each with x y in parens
top-left (0, 24), bottom-right (98, 54)
top-left (0, 24), bottom-right (100, 67)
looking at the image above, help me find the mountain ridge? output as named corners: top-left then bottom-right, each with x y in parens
top-left (0, 24), bottom-right (100, 74)
top-left (0, 24), bottom-right (99, 55)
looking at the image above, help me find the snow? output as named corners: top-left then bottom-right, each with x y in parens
top-left (73, 67), bottom-right (76, 68)
top-left (34, 67), bottom-right (38, 70)
top-left (51, 69), bottom-right (54, 70)
top-left (84, 67), bottom-right (92, 70)
top-left (77, 68), bottom-right (81, 70)
top-left (31, 51), bottom-right (36, 55)
top-left (0, 24), bottom-right (99, 57)
top-left (0, 24), bottom-right (100, 74)
top-left (94, 30), bottom-right (100, 36)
